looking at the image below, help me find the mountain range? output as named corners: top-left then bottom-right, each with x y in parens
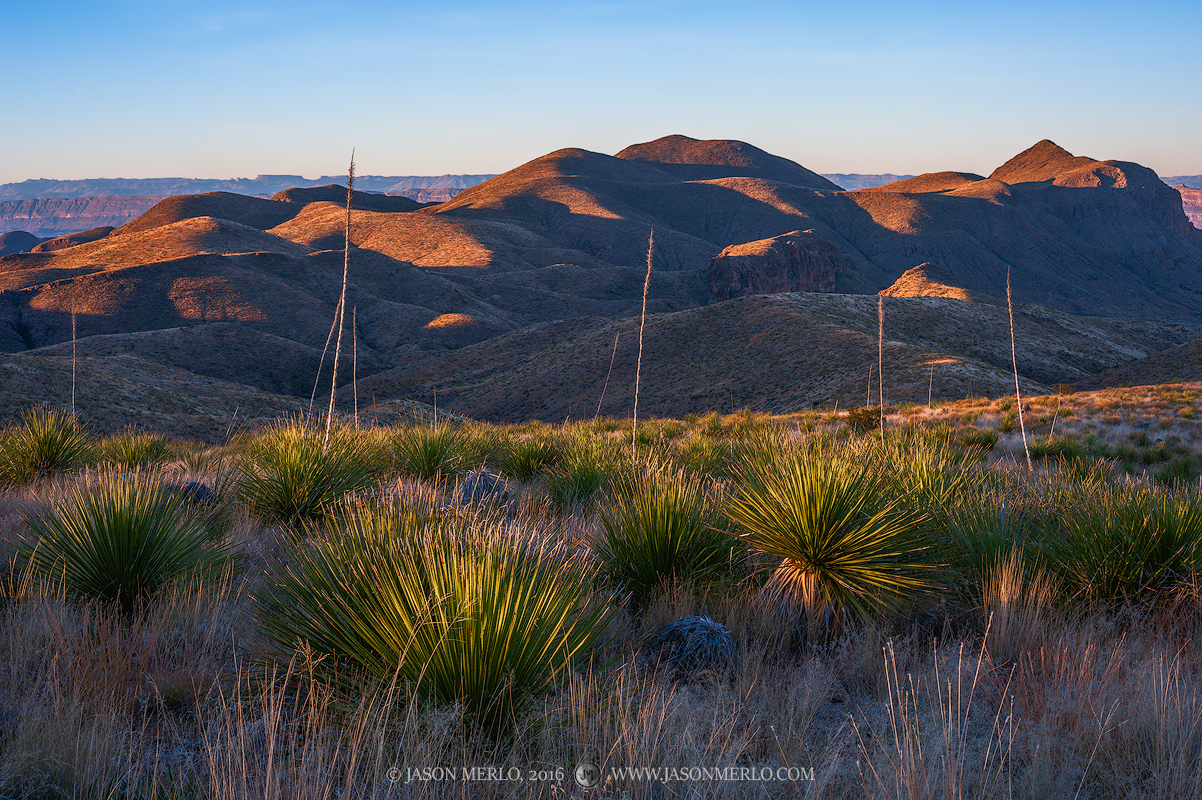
top-left (6, 169), bottom-right (1199, 241)
top-left (2, 135), bottom-right (1200, 429)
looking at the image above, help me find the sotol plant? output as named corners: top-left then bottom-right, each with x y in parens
top-left (594, 461), bottom-right (737, 610)
top-left (21, 470), bottom-right (229, 615)
top-left (100, 430), bottom-right (172, 470)
top-left (0, 405), bottom-right (94, 486)
top-left (237, 422), bottom-right (379, 530)
top-left (390, 423), bottom-right (477, 483)
top-left (1051, 487), bottom-right (1202, 605)
top-left (258, 501), bottom-right (611, 740)
top-left (725, 445), bottom-right (936, 634)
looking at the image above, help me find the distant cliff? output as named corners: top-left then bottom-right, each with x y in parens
top-left (0, 174), bottom-right (496, 202)
top-left (820, 173), bottom-right (915, 189)
top-left (0, 196), bottom-right (166, 237)
top-left (0, 175), bottom-right (496, 237)
top-left (1177, 186), bottom-right (1202, 229)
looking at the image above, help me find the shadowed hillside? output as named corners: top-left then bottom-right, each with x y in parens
top-left (354, 293), bottom-right (1199, 422)
top-left (2, 134), bottom-right (1201, 422)
top-left (1076, 337), bottom-right (1202, 390)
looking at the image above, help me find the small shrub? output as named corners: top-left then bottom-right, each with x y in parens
top-left (675, 432), bottom-right (740, 477)
top-left (594, 462), bottom-right (737, 609)
top-left (883, 430), bottom-right (980, 518)
top-left (1050, 487), bottom-right (1202, 605)
top-left (0, 406), bottom-right (94, 486)
top-left (846, 406), bottom-right (882, 434)
top-left (544, 440), bottom-right (618, 510)
top-left (494, 435), bottom-right (559, 479)
top-left (637, 615), bottom-right (738, 682)
top-left (658, 420), bottom-right (686, 440)
top-left (956, 428), bottom-right (999, 452)
top-left (1028, 435), bottom-right (1082, 461)
top-left (20, 470), bottom-right (229, 615)
top-left (1156, 455), bottom-right (1201, 487)
top-left (1000, 412), bottom-right (1017, 434)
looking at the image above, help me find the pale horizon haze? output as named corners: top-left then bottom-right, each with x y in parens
top-left (1, 0), bottom-right (1199, 184)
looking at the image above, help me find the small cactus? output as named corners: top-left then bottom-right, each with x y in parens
top-left (637, 614), bottom-right (738, 683)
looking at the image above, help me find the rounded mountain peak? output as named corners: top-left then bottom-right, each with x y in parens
top-left (615, 135), bottom-right (840, 190)
top-left (989, 139), bottom-right (1098, 184)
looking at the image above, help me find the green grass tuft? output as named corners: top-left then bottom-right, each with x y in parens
top-left (100, 430), bottom-right (172, 470)
top-left (1051, 487), bottom-right (1202, 605)
top-left (390, 423), bottom-right (477, 483)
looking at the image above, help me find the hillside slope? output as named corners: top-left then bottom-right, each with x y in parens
top-left (2, 135), bottom-right (1200, 422)
top-left (355, 293), bottom-right (1199, 422)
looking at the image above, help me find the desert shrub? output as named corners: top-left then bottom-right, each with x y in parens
top-left (258, 501), bottom-right (611, 740)
top-left (0, 406), bottom-right (94, 486)
top-left (1000, 411), bottom-right (1017, 433)
top-left (725, 445), bottom-right (936, 633)
top-left (1157, 455), bottom-right (1202, 487)
top-left (956, 428), bottom-right (999, 452)
top-left (881, 429), bottom-right (981, 519)
top-left (237, 423), bottom-right (379, 530)
top-left (637, 614), bottom-right (738, 682)
top-left (943, 497), bottom-right (1041, 606)
top-left (674, 432), bottom-right (739, 477)
top-left (725, 409), bottom-right (774, 438)
top-left (846, 406), bottom-right (882, 434)
top-left (1050, 487), bottom-right (1202, 605)
top-left (658, 419), bottom-right (686, 440)
top-left (1028, 435), bottom-right (1082, 461)
top-left (593, 462), bottom-right (738, 609)
top-left (391, 423), bottom-right (477, 483)
top-left (100, 430), bottom-right (172, 469)
top-left (494, 435), bottom-right (560, 479)
top-left (20, 470), bottom-right (229, 615)
top-left (544, 438), bottom-right (619, 510)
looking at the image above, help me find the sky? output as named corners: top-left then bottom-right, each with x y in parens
top-left (1, 0), bottom-right (1199, 183)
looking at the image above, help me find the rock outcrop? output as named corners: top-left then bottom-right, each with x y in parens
top-left (991, 139), bottom-right (1194, 237)
top-left (1176, 186), bottom-right (1202, 229)
top-left (878, 263), bottom-right (997, 303)
top-left (705, 229), bottom-right (850, 301)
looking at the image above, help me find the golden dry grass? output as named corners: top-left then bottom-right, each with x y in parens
top-left (1, 439), bottom-right (1201, 798)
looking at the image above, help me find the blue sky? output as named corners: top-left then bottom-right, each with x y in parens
top-left (1, 0), bottom-right (1198, 182)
